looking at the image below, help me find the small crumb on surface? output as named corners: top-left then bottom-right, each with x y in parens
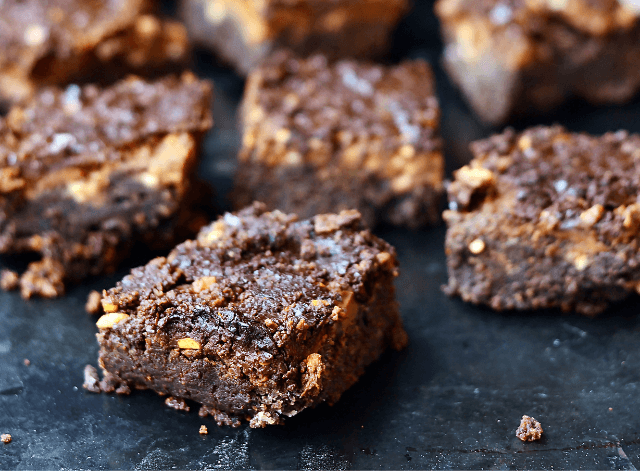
top-left (516, 415), bottom-right (543, 441)
top-left (1, 434), bottom-right (11, 444)
top-left (199, 425), bottom-right (208, 435)
top-left (83, 364), bottom-right (101, 393)
top-left (23, 359), bottom-right (30, 366)
top-left (85, 290), bottom-right (103, 315)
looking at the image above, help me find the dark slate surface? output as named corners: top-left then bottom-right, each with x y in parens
top-left (2, 1), bottom-right (640, 469)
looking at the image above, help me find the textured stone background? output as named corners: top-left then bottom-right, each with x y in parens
top-left (2, 0), bottom-right (640, 469)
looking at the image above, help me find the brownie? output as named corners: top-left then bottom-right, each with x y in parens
top-left (435, 0), bottom-right (640, 124)
top-left (180, 0), bottom-right (409, 74)
top-left (444, 125), bottom-right (640, 316)
top-left (0, 0), bottom-right (190, 107)
top-left (0, 73), bottom-right (213, 298)
top-left (232, 51), bottom-right (444, 228)
top-left (95, 203), bottom-right (408, 428)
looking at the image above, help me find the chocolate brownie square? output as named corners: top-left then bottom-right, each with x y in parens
top-left (444, 125), bottom-right (640, 316)
top-left (180, 0), bottom-right (409, 74)
top-left (0, 73), bottom-right (213, 298)
top-left (436, 0), bottom-right (640, 124)
top-left (95, 203), bottom-right (408, 427)
top-left (0, 0), bottom-right (190, 106)
top-left (232, 51), bottom-right (444, 228)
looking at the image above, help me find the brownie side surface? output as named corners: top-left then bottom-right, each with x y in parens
top-left (436, 0), bottom-right (640, 124)
top-left (444, 125), bottom-right (640, 315)
top-left (96, 203), bottom-right (407, 427)
top-left (0, 73), bottom-right (213, 298)
top-left (180, 0), bottom-right (408, 74)
top-left (232, 51), bottom-right (443, 228)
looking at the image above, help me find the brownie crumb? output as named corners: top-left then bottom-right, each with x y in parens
top-left (0, 270), bottom-right (19, 291)
top-left (516, 415), bottom-right (543, 442)
top-left (199, 425), bottom-right (208, 435)
top-left (115, 384), bottom-right (131, 395)
top-left (23, 359), bottom-right (30, 366)
top-left (85, 291), bottom-right (103, 315)
top-left (83, 365), bottom-right (101, 393)
top-left (1, 433), bottom-right (11, 444)
top-left (165, 396), bottom-right (190, 412)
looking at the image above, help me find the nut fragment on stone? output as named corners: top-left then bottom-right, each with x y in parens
top-left (83, 364), bottom-right (101, 393)
top-left (515, 415), bottom-right (543, 442)
top-left (177, 338), bottom-right (201, 349)
top-left (1, 433), bottom-right (11, 444)
top-left (468, 238), bottom-right (486, 254)
top-left (96, 312), bottom-right (130, 329)
top-left (85, 290), bottom-right (102, 315)
top-left (0, 270), bottom-right (19, 291)
top-left (199, 425), bottom-right (208, 435)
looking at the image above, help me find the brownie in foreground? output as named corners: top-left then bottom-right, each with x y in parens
top-left (180, 0), bottom-right (409, 74)
top-left (233, 51), bottom-right (444, 228)
top-left (444, 126), bottom-right (640, 316)
top-left (436, 0), bottom-right (640, 124)
top-left (0, 0), bottom-right (190, 106)
top-left (0, 73), bottom-right (213, 298)
top-left (95, 203), bottom-right (408, 428)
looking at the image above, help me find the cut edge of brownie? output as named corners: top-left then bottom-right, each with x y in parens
top-left (94, 202), bottom-right (408, 427)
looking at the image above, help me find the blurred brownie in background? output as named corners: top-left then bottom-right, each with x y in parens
top-left (444, 125), bottom-right (640, 316)
top-left (436, 0), bottom-right (640, 124)
top-left (0, 0), bottom-right (190, 106)
top-left (180, 0), bottom-right (409, 74)
top-left (0, 73), bottom-right (213, 298)
top-left (232, 51), bottom-right (443, 228)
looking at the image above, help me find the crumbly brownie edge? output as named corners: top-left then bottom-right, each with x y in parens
top-left (232, 163), bottom-right (442, 228)
top-left (96, 273), bottom-right (406, 427)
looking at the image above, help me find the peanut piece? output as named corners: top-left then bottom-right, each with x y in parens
top-left (177, 338), bottom-right (201, 350)
top-left (96, 312), bottom-right (130, 329)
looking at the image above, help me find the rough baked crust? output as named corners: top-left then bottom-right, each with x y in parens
top-left (444, 125), bottom-right (640, 316)
top-left (96, 203), bottom-right (408, 427)
top-left (436, 0), bottom-right (640, 124)
top-left (232, 51), bottom-right (444, 228)
top-left (0, 0), bottom-right (190, 106)
top-left (0, 73), bottom-right (213, 298)
top-left (180, 0), bottom-right (409, 73)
